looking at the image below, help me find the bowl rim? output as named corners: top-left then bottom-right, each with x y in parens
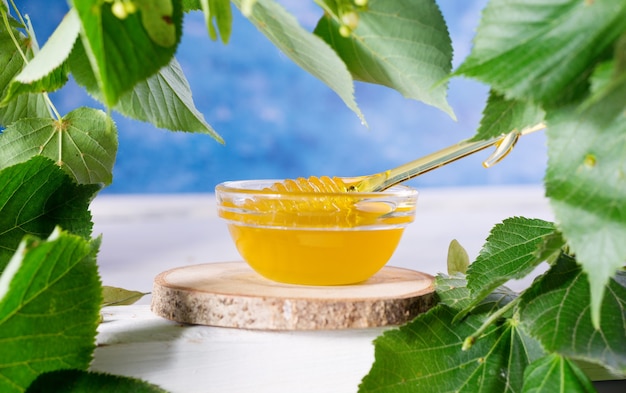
top-left (215, 179), bottom-right (419, 198)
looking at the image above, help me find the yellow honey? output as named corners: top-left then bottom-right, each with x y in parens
top-left (227, 224), bottom-right (405, 285)
top-left (216, 177), bottom-right (417, 285)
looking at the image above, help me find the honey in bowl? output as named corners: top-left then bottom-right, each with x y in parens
top-left (215, 177), bottom-right (418, 285)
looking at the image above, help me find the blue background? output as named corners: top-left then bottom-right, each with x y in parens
top-left (13, 0), bottom-right (547, 193)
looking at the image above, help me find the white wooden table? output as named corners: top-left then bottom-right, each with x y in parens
top-left (90, 186), bottom-right (555, 392)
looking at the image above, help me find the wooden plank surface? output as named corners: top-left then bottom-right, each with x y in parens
top-left (94, 305), bottom-right (388, 393)
top-left (152, 262), bottom-right (435, 330)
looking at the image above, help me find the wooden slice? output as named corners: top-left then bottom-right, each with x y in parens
top-left (151, 262), bottom-right (435, 330)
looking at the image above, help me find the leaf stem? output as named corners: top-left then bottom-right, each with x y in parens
top-left (8, 0), bottom-right (26, 28)
top-left (57, 120), bottom-right (63, 165)
top-left (1, 4), bottom-right (61, 121)
top-left (462, 296), bottom-right (521, 351)
top-left (44, 94), bottom-right (62, 120)
top-left (1, 7), bottom-right (27, 62)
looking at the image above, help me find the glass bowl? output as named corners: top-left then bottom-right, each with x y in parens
top-left (215, 179), bottom-right (418, 285)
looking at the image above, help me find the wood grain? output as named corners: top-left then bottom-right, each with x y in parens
top-left (151, 262), bottom-right (435, 330)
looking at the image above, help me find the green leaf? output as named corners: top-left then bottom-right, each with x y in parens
top-left (522, 354), bottom-right (596, 393)
top-left (519, 254), bottom-right (626, 376)
top-left (473, 91), bottom-right (545, 141)
top-left (0, 94), bottom-right (50, 127)
top-left (544, 75), bottom-right (626, 328)
top-left (114, 58), bottom-right (222, 140)
top-left (66, 38), bottom-right (97, 95)
top-left (0, 156), bottom-right (99, 273)
top-left (359, 305), bottom-right (544, 393)
top-left (455, 0), bottom-right (626, 105)
top-left (0, 107), bottom-right (118, 185)
top-left (435, 273), bottom-right (472, 311)
top-left (314, 0), bottom-right (454, 118)
top-left (240, 0), bottom-right (258, 16)
top-left (232, 0), bottom-right (366, 125)
top-left (133, 0), bottom-right (177, 47)
top-left (436, 273), bottom-right (517, 316)
top-left (0, 229), bottom-right (102, 393)
top-left (0, 11), bottom-right (50, 126)
top-left (1, 67), bottom-right (68, 108)
top-left (182, 0), bottom-right (200, 12)
top-left (533, 232), bottom-right (567, 267)
top-left (69, 41), bottom-right (221, 139)
top-left (573, 358), bottom-right (626, 382)
top-left (26, 369), bottom-right (168, 392)
top-left (102, 286), bottom-right (149, 307)
top-left (584, 56), bottom-right (626, 111)
top-left (617, 32), bottom-right (626, 70)
top-left (0, 9), bottom-right (78, 106)
top-left (70, 0), bottom-right (182, 107)
top-left (201, 0), bottom-right (232, 43)
top-left (589, 60), bottom-right (616, 97)
top-left (447, 239), bottom-right (469, 275)
top-left (461, 218), bottom-right (559, 318)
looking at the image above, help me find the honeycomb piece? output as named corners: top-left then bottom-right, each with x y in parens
top-left (242, 176), bottom-right (363, 227)
top-left (266, 176), bottom-right (348, 193)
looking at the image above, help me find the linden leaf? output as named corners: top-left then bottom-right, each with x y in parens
top-left (359, 305), bottom-right (544, 393)
top-left (0, 11), bottom-right (50, 126)
top-left (134, 0), bottom-right (176, 48)
top-left (182, 0), bottom-right (200, 12)
top-left (69, 41), bottom-right (220, 139)
top-left (519, 254), bottom-right (626, 376)
top-left (533, 231), bottom-right (567, 267)
top-left (26, 370), bottom-right (168, 392)
top-left (455, 0), bottom-right (626, 105)
top-left (1, 9), bottom-right (78, 105)
top-left (588, 60), bottom-right (616, 98)
top-left (0, 93), bottom-right (49, 127)
top-left (113, 59), bottom-right (222, 140)
top-left (435, 273), bottom-right (473, 311)
top-left (0, 107), bottom-right (118, 185)
top-left (70, 0), bottom-right (182, 107)
top-left (0, 156), bottom-right (98, 273)
top-left (460, 218), bottom-right (559, 319)
top-left (102, 286), bottom-right (149, 307)
top-left (472, 91), bottom-right (545, 141)
top-left (522, 354), bottom-right (596, 393)
top-left (231, 0), bottom-right (366, 125)
top-left (436, 274), bottom-right (517, 316)
top-left (447, 239), bottom-right (469, 275)
top-left (240, 0), bottom-right (258, 16)
top-left (545, 74), bottom-right (626, 328)
top-left (0, 229), bottom-right (102, 393)
top-left (584, 54), bottom-right (626, 112)
top-left (573, 359), bottom-right (626, 383)
top-left (314, 0), bottom-right (454, 118)
top-left (1, 66), bottom-right (68, 107)
top-left (200, 0), bottom-right (232, 43)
